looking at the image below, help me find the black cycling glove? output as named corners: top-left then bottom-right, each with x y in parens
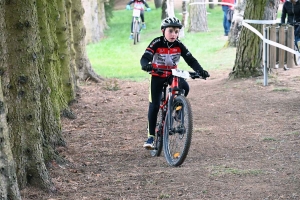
top-left (197, 70), bottom-right (210, 79)
top-left (142, 63), bottom-right (153, 72)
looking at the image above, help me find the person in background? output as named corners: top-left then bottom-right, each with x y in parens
top-left (126, 0), bottom-right (151, 40)
top-left (140, 17), bottom-right (210, 149)
top-left (221, 0), bottom-right (235, 36)
top-left (281, 0), bottom-right (300, 48)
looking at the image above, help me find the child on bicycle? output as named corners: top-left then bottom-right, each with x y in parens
top-left (140, 17), bottom-right (210, 149)
top-left (126, 0), bottom-right (151, 40)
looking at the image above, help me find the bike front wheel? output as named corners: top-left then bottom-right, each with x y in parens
top-left (163, 95), bottom-right (193, 166)
top-left (133, 20), bottom-right (138, 45)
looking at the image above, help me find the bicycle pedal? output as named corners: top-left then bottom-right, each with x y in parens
top-left (145, 146), bottom-right (155, 150)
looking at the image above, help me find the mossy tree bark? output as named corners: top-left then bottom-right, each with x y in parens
top-left (229, 0), bottom-right (280, 79)
top-left (35, 0), bottom-right (66, 163)
top-left (3, 0), bottom-right (56, 192)
top-left (0, 0), bottom-right (89, 197)
top-left (0, 3), bottom-right (21, 199)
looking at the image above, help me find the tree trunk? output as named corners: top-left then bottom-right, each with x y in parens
top-left (228, 0), bottom-right (246, 47)
top-left (154, 0), bottom-right (162, 8)
top-left (161, 0), bottom-right (168, 19)
top-left (179, 0), bottom-right (188, 38)
top-left (81, 0), bottom-right (108, 44)
top-left (0, 0), bottom-right (85, 195)
top-left (166, 0), bottom-right (175, 17)
top-left (35, 0), bottom-right (66, 165)
top-left (229, 0), bottom-right (279, 79)
top-left (188, 0), bottom-right (208, 32)
top-left (3, 0), bottom-right (56, 191)
top-left (209, 0), bottom-right (214, 9)
top-left (0, 81), bottom-right (21, 200)
top-left (56, 0), bottom-right (78, 105)
top-left (0, 5), bottom-right (21, 199)
top-left (72, 0), bottom-right (103, 82)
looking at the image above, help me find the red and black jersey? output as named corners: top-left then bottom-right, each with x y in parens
top-left (140, 36), bottom-right (203, 77)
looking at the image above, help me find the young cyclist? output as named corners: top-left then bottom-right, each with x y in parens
top-left (126, 0), bottom-right (151, 39)
top-left (140, 17), bottom-right (210, 149)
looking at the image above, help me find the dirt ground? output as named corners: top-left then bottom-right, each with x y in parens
top-left (20, 66), bottom-right (300, 200)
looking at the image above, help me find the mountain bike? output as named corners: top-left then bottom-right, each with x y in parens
top-left (132, 8), bottom-right (142, 45)
top-left (149, 68), bottom-right (202, 167)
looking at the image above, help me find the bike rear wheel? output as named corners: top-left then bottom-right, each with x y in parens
top-left (150, 107), bottom-right (164, 157)
top-left (163, 95), bottom-right (193, 166)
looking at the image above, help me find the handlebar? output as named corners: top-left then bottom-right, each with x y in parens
top-left (151, 68), bottom-right (203, 79)
top-left (126, 6), bottom-right (151, 11)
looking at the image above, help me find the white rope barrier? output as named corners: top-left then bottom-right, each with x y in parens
top-left (243, 20), bottom-right (300, 56)
top-left (189, 2), bottom-right (235, 7)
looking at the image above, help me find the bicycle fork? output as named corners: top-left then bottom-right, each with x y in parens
top-left (166, 77), bottom-right (185, 134)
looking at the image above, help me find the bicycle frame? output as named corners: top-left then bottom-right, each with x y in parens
top-left (132, 8), bottom-right (142, 44)
top-left (151, 68), bottom-right (201, 166)
top-left (158, 69), bottom-right (193, 138)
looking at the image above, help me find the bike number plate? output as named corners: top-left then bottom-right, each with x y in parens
top-left (132, 9), bottom-right (140, 17)
top-left (171, 69), bottom-right (190, 79)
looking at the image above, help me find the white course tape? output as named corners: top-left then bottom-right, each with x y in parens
top-left (243, 20), bottom-right (300, 56)
top-left (189, 2), bottom-right (234, 7)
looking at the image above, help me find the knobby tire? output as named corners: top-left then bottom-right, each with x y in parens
top-left (150, 106), bottom-right (164, 157)
top-left (163, 95), bottom-right (193, 166)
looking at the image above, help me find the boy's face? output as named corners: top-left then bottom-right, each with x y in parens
top-left (164, 27), bottom-right (180, 42)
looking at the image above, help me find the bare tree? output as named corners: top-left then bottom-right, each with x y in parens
top-left (180, 0), bottom-right (189, 38)
top-left (154, 0), bottom-right (162, 8)
top-left (81, 0), bottom-right (109, 44)
top-left (161, 0), bottom-right (168, 19)
top-left (188, 0), bottom-right (208, 32)
top-left (73, 0), bottom-right (103, 82)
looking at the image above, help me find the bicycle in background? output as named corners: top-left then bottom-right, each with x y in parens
top-left (131, 8), bottom-right (142, 45)
top-left (150, 68), bottom-right (204, 167)
top-left (126, 6), bottom-right (150, 45)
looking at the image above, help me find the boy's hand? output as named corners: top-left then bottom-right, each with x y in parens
top-left (126, 5), bottom-right (131, 10)
top-left (142, 64), bottom-right (153, 72)
top-left (197, 70), bottom-right (210, 79)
